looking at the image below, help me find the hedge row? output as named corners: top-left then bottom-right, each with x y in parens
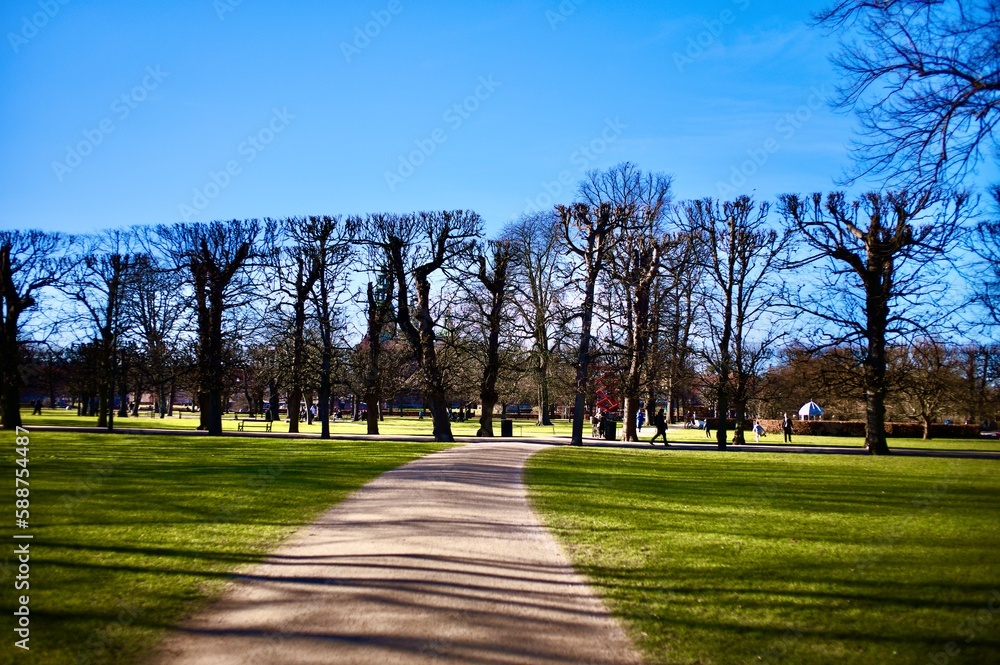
top-left (719, 419), bottom-right (984, 439)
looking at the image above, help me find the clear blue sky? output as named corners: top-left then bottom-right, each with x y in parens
top-left (2, 0), bottom-right (867, 237)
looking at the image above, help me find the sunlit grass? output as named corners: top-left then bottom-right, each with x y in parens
top-left (527, 448), bottom-right (1000, 664)
top-left (2, 430), bottom-right (448, 665)
top-left (21, 409), bottom-right (998, 451)
top-left (19, 408), bottom-right (570, 438)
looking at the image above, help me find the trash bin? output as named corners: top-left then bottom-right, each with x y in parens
top-left (500, 419), bottom-right (513, 437)
top-left (603, 419), bottom-right (617, 440)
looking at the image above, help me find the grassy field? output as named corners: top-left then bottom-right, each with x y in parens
top-left (2, 430), bottom-right (448, 665)
top-left (18, 408), bottom-right (571, 438)
top-left (526, 448), bottom-right (1000, 664)
top-left (646, 425), bottom-right (1000, 452)
top-left (19, 408), bottom-right (1000, 452)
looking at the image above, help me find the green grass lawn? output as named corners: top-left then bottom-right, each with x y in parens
top-left (18, 408), bottom-right (571, 438)
top-left (640, 424), bottom-right (1000, 452)
top-left (22, 409), bottom-right (1000, 452)
top-left (526, 448), bottom-right (1000, 665)
top-left (1, 430), bottom-right (448, 665)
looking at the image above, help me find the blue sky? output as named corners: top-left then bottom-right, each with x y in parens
top-left (2, 0), bottom-right (871, 237)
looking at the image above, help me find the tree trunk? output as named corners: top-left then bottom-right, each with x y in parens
top-left (716, 391), bottom-right (729, 451)
top-left (267, 381), bottom-right (280, 423)
top-left (287, 386), bottom-right (302, 434)
top-left (117, 368), bottom-right (129, 418)
top-left (478, 397), bottom-right (496, 437)
top-left (318, 351), bottom-right (331, 439)
top-left (571, 275), bottom-right (599, 446)
top-left (427, 383), bottom-right (454, 442)
top-left (922, 415), bottom-right (932, 441)
top-left (536, 361), bottom-right (552, 426)
top-left (864, 283), bottom-right (891, 455)
top-left (365, 387), bottom-right (381, 435)
top-left (731, 400), bottom-right (746, 445)
top-left (0, 363), bottom-right (21, 429)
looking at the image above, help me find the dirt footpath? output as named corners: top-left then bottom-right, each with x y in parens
top-left (151, 442), bottom-right (642, 665)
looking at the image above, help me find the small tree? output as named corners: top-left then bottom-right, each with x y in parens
top-left (893, 339), bottom-right (962, 439)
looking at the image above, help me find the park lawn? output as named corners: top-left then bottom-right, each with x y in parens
top-left (2, 430), bottom-right (449, 665)
top-left (22, 409), bottom-right (998, 451)
top-left (648, 425), bottom-right (1000, 453)
top-left (18, 408), bottom-right (574, 438)
top-left (526, 448), bottom-right (1000, 665)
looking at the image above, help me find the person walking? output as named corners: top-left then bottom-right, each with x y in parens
top-left (650, 408), bottom-right (669, 446)
top-left (591, 409), bottom-right (603, 438)
top-left (782, 412), bottom-right (793, 443)
top-left (636, 409), bottom-right (645, 432)
top-left (704, 416), bottom-right (712, 439)
top-left (753, 420), bottom-right (766, 443)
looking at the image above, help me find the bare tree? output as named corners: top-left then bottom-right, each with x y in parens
top-left (351, 243), bottom-right (396, 435)
top-left (601, 168), bottom-right (673, 442)
top-left (649, 231), bottom-right (700, 425)
top-left (893, 339), bottom-right (962, 439)
top-left (275, 218), bottom-right (325, 433)
top-left (63, 230), bottom-right (137, 430)
top-left (684, 196), bottom-right (789, 448)
top-left (362, 211), bottom-right (482, 442)
top-left (123, 249), bottom-right (186, 419)
top-left (779, 190), bottom-right (969, 454)
top-left (503, 213), bottom-right (567, 427)
top-left (456, 239), bottom-right (516, 437)
top-left (559, 164), bottom-right (644, 445)
top-left (0, 231), bottom-right (68, 429)
top-left (157, 220), bottom-right (274, 435)
top-left (970, 188), bottom-right (1000, 327)
top-left (816, 0), bottom-right (1000, 190)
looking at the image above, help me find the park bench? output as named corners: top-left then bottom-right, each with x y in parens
top-left (238, 419), bottom-right (272, 432)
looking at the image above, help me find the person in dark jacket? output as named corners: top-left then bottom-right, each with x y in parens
top-left (650, 408), bottom-right (669, 446)
top-left (782, 413), bottom-right (793, 443)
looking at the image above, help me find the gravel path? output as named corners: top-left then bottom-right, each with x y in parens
top-left (151, 442), bottom-right (642, 665)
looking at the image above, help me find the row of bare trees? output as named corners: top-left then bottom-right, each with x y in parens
top-left (1, 168), bottom-right (998, 455)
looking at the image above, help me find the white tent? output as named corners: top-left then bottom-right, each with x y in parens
top-left (798, 400), bottom-right (824, 420)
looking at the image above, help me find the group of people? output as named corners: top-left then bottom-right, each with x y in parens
top-left (591, 408), bottom-right (796, 446)
top-left (745, 413), bottom-right (795, 443)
